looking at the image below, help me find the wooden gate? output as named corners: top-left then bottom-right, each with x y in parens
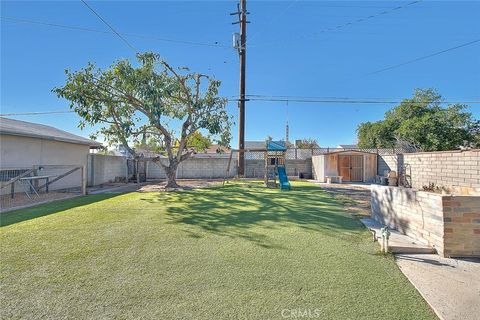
top-left (127, 159), bottom-right (147, 183)
top-left (338, 155), bottom-right (363, 182)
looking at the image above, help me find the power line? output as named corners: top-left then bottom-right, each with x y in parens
top-left (227, 96), bottom-right (480, 104)
top-left (2, 16), bottom-right (116, 34)
top-left (251, 0), bottom-right (422, 48)
top-left (232, 93), bottom-right (480, 101)
top-left (247, 0), bottom-right (299, 46)
top-left (0, 110), bottom-right (75, 116)
top-left (367, 39), bottom-right (480, 75)
top-left (245, 94), bottom-right (402, 100)
top-left (3, 96), bottom-right (480, 117)
top-left (244, 98), bottom-right (480, 104)
top-left (1, 16), bottom-right (230, 48)
top-left (80, 0), bottom-right (137, 52)
top-left (312, 4), bottom-right (413, 9)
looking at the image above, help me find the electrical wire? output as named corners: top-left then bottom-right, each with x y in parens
top-left (0, 111), bottom-right (75, 116)
top-left (1, 16), bottom-right (231, 48)
top-left (367, 39), bottom-right (480, 75)
top-left (247, 0), bottom-right (299, 46)
top-left (243, 98), bottom-right (480, 104)
top-left (3, 95), bottom-right (479, 117)
top-left (251, 1), bottom-right (422, 48)
top-left (227, 95), bottom-right (480, 104)
top-left (80, 0), bottom-right (137, 52)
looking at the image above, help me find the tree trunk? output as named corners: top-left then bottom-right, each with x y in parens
top-left (164, 162), bottom-right (180, 189)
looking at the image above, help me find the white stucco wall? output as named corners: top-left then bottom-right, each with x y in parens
top-left (0, 134), bottom-right (89, 192)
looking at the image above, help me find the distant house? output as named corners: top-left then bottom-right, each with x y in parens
top-left (245, 141), bottom-right (266, 150)
top-left (114, 144), bottom-right (132, 157)
top-left (337, 144), bottom-right (358, 149)
top-left (0, 117), bottom-right (101, 193)
top-left (204, 144), bottom-right (231, 154)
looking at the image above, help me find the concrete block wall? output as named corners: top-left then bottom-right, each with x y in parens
top-left (244, 160), bottom-right (263, 178)
top-left (290, 158), bottom-right (312, 178)
top-left (403, 150), bottom-right (480, 192)
top-left (147, 156), bottom-right (237, 179)
top-left (244, 159), bottom-right (312, 178)
top-left (87, 154), bottom-right (127, 186)
top-left (377, 154), bottom-right (401, 176)
top-left (443, 196), bottom-right (480, 257)
top-left (371, 185), bottom-right (445, 254)
top-left (371, 184), bottom-right (480, 257)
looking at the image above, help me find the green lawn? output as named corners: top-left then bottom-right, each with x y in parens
top-left (0, 181), bottom-right (436, 319)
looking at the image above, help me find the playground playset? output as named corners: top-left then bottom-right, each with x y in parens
top-left (223, 140), bottom-right (291, 190)
top-left (264, 141), bottom-right (291, 190)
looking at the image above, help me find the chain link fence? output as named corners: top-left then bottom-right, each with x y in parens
top-left (242, 147), bottom-right (411, 160)
top-left (237, 147), bottom-right (413, 179)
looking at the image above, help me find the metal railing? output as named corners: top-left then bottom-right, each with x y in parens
top-left (0, 165), bottom-right (86, 212)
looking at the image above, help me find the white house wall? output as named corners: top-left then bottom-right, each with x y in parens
top-left (0, 134), bottom-right (89, 193)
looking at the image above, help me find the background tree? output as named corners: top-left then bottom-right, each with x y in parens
top-left (357, 88), bottom-right (479, 151)
top-left (98, 148), bottom-right (116, 156)
top-left (134, 130), bottom-right (211, 155)
top-left (134, 133), bottom-right (164, 154)
top-left (177, 131), bottom-right (212, 153)
top-left (54, 52), bottom-right (231, 188)
top-left (295, 138), bottom-right (319, 149)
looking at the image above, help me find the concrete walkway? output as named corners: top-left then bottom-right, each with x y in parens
top-left (360, 217), bottom-right (435, 254)
top-left (396, 254), bottom-right (480, 320)
top-left (88, 182), bottom-right (147, 194)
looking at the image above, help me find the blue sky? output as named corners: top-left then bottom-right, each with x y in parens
top-left (1, 0), bottom-right (479, 147)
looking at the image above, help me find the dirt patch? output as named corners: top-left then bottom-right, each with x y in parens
top-left (0, 191), bottom-right (81, 212)
top-left (138, 179), bottom-right (223, 192)
top-left (88, 179), bottom-right (225, 194)
top-left (316, 183), bottom-right (371, 217)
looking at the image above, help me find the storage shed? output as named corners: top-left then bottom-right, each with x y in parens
top-left (312, 150), bottom-right (377, 183)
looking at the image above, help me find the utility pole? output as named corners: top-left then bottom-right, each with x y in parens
top-left (231, 0), bottom-right (249, 177)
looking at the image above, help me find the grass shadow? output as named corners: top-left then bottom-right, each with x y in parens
top-left (141, 182), bottom-right (366, 246)
top-left (0, 194), bottom-right (121, 227)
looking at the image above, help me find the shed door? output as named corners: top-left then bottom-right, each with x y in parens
top-left (350, 155), bottom-right (363, 182)
top-left (338, 155), bottom-right (364, 182)
top-left (338, 155), bottom-right (351, 181)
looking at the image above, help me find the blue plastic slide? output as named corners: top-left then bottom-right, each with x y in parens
top-left (277, 166), bottom-right (291, 190)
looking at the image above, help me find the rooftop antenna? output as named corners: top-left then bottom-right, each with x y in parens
top-left (285, 100), bottom-right (289, 143)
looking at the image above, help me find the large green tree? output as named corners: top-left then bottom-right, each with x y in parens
top-left (54, 52), bottom-right (231, 188)
top-left (357, 89), bottom-right (479, 151)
